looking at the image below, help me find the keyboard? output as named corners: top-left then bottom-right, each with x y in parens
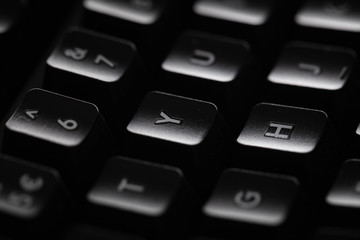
top-left (1, 0), bottom-right (360, 239)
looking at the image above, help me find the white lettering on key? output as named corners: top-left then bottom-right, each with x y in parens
top-left (19, 174), bottom-right (44, 192)
top-left (117, 178), bottom-right (145, 193)
top-left (57, 119), bottom-right (78, 131)
top-left (8, 191), bottom-right (34, 208)
top-left (64, 47), bottom-right (88, 61)
top-left (339, 66), bottom-right (349, 80)
top-left (25, 109), bottom-right (39, 120)
top-left (234, 190), bottom-right (262, 209)
top-left (265, 122), bottom-right (294, 140)
top-left (298, 63), bottom-right (322, 75)
top-left (154, 111), bottom-right (183, 125)
top-left (190, 49), bottom-right (216, 66)
top-left (94, 54), bottom-right (116, 68)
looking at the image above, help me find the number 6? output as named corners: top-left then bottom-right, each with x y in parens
top-left (57, 119), bottom-right (78, 130)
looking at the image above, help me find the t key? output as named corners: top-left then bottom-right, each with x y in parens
top-left (2, 88), bottom-right (113, 185)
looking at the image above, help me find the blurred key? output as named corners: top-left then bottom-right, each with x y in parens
top-left (87, 156), bottom-right (188, 238)
top-left (324, 159), bottom-right (360, 226)
top-left (0, 154), bottom-right (62, 219)
top-left (268, 42), bottom-right (355, 91)
top-left (191, 0), bottom-right (298, 55)
top-left (0, 0), bottom-right (25, 37)
top-left (295, 0), bottom-right (360, 33)
top-left (81, 0), bottom-right (187, 61)
top-left (0, 154), bottom-right (65, 238)
top-left (265, 41), bottom-right (356, 121)
top-left (202, 168), bottom-right (300, 239)
top-left (45, 27), bottom-right (143, 123)
top-left (293, 0), bottom-right (360, 50)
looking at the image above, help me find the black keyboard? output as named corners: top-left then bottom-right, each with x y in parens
top-left (2, 0), bottom-right (360, 239)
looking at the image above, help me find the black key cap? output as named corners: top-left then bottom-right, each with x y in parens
top-left (86, 156), bottom-right (188, 238)
top-left (202, 168), bottom-right (300, 238)
top-left (295, 0), bottom-right (360, 33)
top-left (0, 154), bottom-right (62, 219)
top-left (83, 0), bottom-right (168, 25)
top-left (268, 42), bottom-right (355, 91)
top-left (0, 0), bottom-right (25, 37)
top-left (2, 88), bottom-right (113, 187)
top-left (191, 0), bottom-right (297, 55)
top-left (264, 41), bottom-right (357, 122)
top-left (0, 154), bottom-right (64, 238)
top-left (160, 30), bottom-right (254, 116)
top-left (232, 102), bottom-right (337, 187)
top-left (193, 0), bottom-right (275, 26)
top-left (124, 91), bottom-right (227, 181)
top-left (324, 159), bottom-right (360, 226)
top-left (81, 0), bottom-right (186, 58)
top-left (293, 0), bottom-right (360, 50)
top-left (45, 27), bottom-right (143, 121)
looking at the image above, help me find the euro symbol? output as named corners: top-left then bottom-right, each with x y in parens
top-left (19, 174), bottom-right (44, 192)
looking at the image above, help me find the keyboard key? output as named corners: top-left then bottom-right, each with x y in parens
top-left (160, 30), bottom-right (254, 115)
top-left (81, 0), bottom-right (186, 58)
top-left (0, 0), bottom-right (26, 36)
top-left (2, 88), bottom-right (113, 187)
top-left (0, 154), bottom-right (62, 219)
top-left (83, 0), bottom-right (168, 25)
top-left (237, 103), bottom-right (327, 153)
top-left (0, 154), bottom-right (65, 238)
top-left (263, 41), bottom-right (358, 132)
top-left (124, 91), bottom-right (227, 179)
top-left (232, 102), bottom-right (338, 187)
top-left (193, 0), bottom-right (275, 26)
top-left (268, 42), bottom-right (355, 91)
top-left (295, 0), bottom-right (360, 33)
top-left (191, 0), bottom-right (297, 55)
top-left (324, 159), bottom-right (360, 226)
top-left (202, 168), bottom-right (299, 238)
top-left (45, 27), bottom-right (142, 120)
top-left (87, 156), bottom-right (187, 237)
top-left (293, 0), bottom-right (360, 50)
